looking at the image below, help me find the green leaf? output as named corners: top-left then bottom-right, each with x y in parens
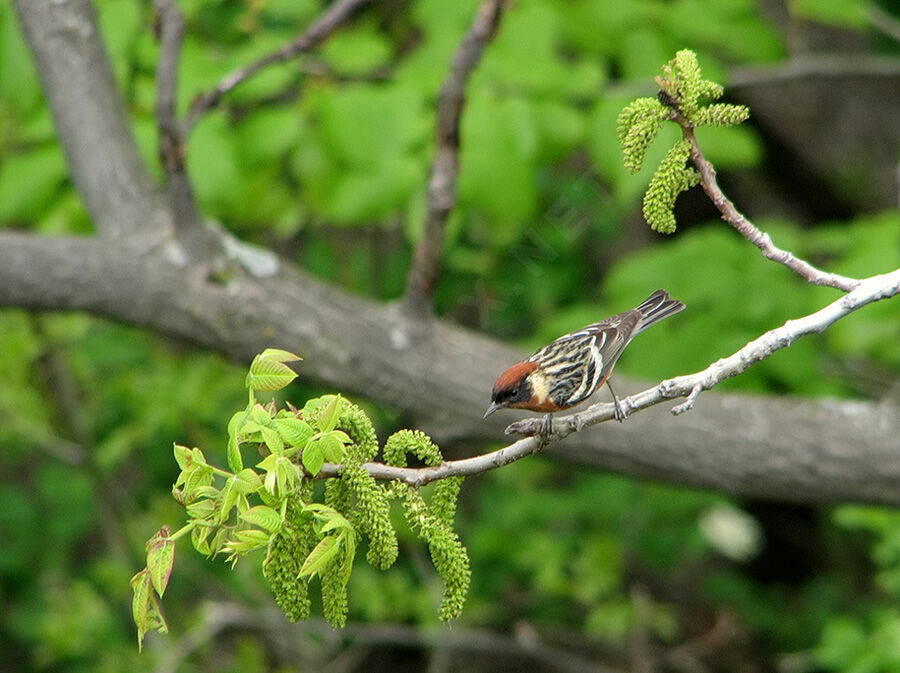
top-left (318, 395), bottom-right (343, 433)
top-left (186, 498), bottom-right (216, 520)
top-left (302, 443), bottom-right (325, 476)
top-left (130, 570), bottom-right (152, 649)
top-left (191, 524), bottom-right (211, 555)
top-left (146, 537), bottom-right (175, 597)
top-left (232, 468), bottom-right (263, 494)
top-left (173, 443), bottom-right (193, 470)
top-left (240, 505), bottom-right (283, 533)
top-left (218, 479), bottom-right (239, 524)
top-left (320, 433), bottom-right (347, 464)
top-left (260, 425), bottom-right (285, 456)
top-left (275, 416), bottom-right (313, 445)
top-left (299, 535), bottom-right (340, 578)
top-left (226, 435), bottom-right (243, 472)
top-left (245, 350), bottom-right (301, 391)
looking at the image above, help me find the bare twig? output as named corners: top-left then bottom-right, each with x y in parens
top-left (680, 120), bottom-right (861, 292)
top-left (403, 0), bottom-right (506, 314)
top-left (321, 267), bottom-right (900, 482)
top-left (184, 0), bottom-right (373, 133)
top-left (153, 0), bottom-right (186, 174)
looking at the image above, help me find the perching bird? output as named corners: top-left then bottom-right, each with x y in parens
top-left (484, 289), bottom-right (685, 431)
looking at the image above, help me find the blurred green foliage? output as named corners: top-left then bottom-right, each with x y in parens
top-left (1, 0), bottom-right (898, 671)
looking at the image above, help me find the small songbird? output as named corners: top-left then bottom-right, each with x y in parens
top-left (484, 289), bottom-right (685, 430)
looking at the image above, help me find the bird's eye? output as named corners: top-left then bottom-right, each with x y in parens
top-left (511, 386), bottom-right (519, 397)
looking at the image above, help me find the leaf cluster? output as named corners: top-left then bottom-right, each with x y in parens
top-left (131, 349), bottom-right (470, 647)
top-left (616, 49), bottom-right (749, 234)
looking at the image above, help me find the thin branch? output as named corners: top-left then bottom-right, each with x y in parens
top-left (321, 267), bottom-right (900, 482)
top-left (184, 0), bottom-right (373, 133)
top-left (153, 0), bottom-right (186, 175)
top-left (403, 0), bottom-right (506, 314)
top-left (689, 128), bottom-right (859, 290)
top-left (666, 108), bottom-right (861, 292)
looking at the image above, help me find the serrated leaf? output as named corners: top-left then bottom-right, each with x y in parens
top-left (302, 443), bottom-right (325, 476)
top-left (240, 505), bottom-right (283, 533)
top-left (232, 468), bottom-right (263, 494)
top-left (275, 417), bottom-right (315, 448)
top-left (299, 535), bottom-right (340, 578)
top-left (261, 425), bottom-right (284, 456)
top-left (147, 538), bottom-right (175, 597)
top-left (318, 395), bottom-right (343, 432)
top-left (245, 350), bottom-right (301, 391)
top-left (226, 435), bottom-right (243, 472)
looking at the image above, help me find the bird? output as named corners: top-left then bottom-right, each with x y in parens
top-left (484, 289), bottom-right (685, 432)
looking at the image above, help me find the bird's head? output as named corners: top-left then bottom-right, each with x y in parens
top-left (484, 361), bottom-right (546, 418)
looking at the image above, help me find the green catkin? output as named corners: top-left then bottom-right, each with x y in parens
top-left (263, 497), bottom-right (315, 621)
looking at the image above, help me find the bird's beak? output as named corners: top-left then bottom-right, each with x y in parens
top-left (483, 401), bottom-right (504, 419)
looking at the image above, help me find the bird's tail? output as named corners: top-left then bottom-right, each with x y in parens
top-left (634, 289), bottom-right (686, 334)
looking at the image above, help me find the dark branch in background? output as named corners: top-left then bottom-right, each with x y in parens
top-left (403, 0), bottom-right (506, 314)
top-left (152, 0), bottom-right (207, 232)
top-left (156, 602), bottom-right (624, 673)
top-left (184, 0), bottom-right (374, 133)
top-left (153, 0), bottom-right (186, 175)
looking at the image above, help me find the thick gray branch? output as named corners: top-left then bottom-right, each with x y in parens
top-left (12, 0), bottom-right (170, 239)
top-left (1, 232), bottom-right (898, 506)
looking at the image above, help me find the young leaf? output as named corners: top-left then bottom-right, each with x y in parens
top-left (191, 524), bottom-right (211, 555)
top-left (173, 443), bottom-right (193, 470)
top-left (299, 535), bottom-right (340, 578)
top-left (130, 570), bottom-right (153, 651)
top-left (318, 395), bottom-right (343, 432)
top-left (275, 417), bottom-right (315, 448)
top-left (218, 478), bottom-right (239, 524)
top-left (232, 468), bottom-right (263, 494)
top-left (302, 443), bottom-right (325, 476)
top-left (240, 505), bottom-right (284, 533)
top-left (260, 425), bottom-right (284, 456)
top-left (146, 537), bottom-right (175, 597)
top-left (320, 433), bottom-right (347, 464)
top-left (226, 435), bottom-right (243, 472)
top-left (245, 349), bottom-right (301, 391)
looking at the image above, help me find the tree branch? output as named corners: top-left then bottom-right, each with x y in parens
top-left (184, 0), bottom-right (373, 133)
top-left (315, 268), bottom-right (900, 485)
top-left (11, 0), bottom-right (171, 240)
top-left (403, 0), bottom-right (506, 314)
top-left (153, 0), bottom-right (186, 175)
top-left (1, 230), bottom-right (898, 506)
top-left (157, 601), bottom-right (623, 673)
top-left (670, 115), bottom-right (860, 291)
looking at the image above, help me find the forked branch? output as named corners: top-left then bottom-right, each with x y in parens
top-left (403, 0), bottom-right (506, 314)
